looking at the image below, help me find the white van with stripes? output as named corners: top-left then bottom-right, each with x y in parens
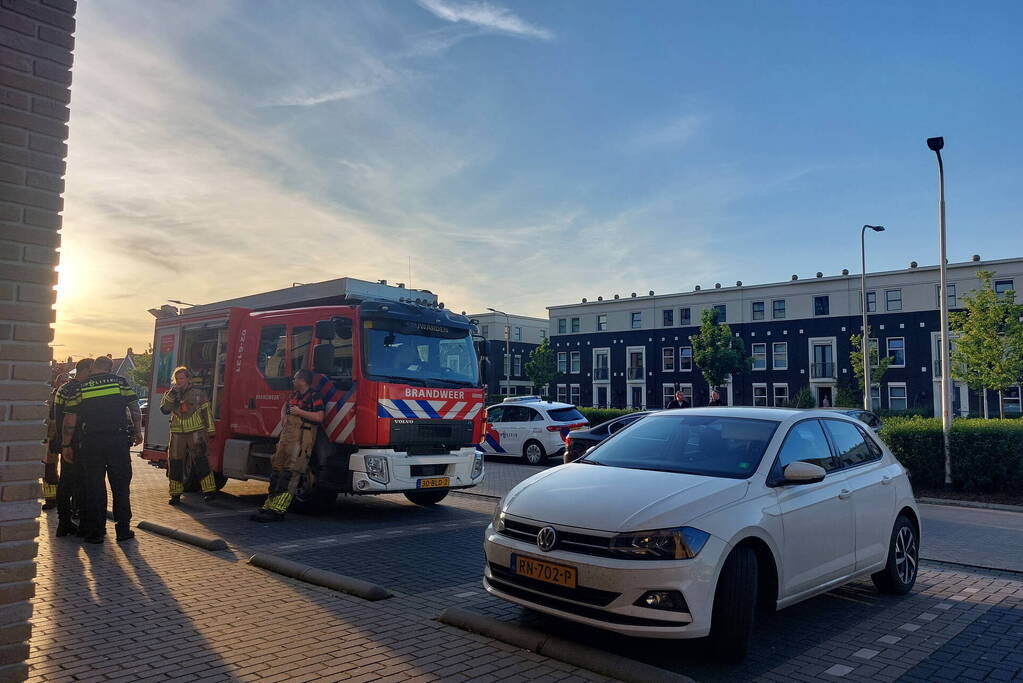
top-left (479, 396), bottom-right (588, 465)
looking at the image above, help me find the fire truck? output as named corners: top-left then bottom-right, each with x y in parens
top-left (142, 277), bottom-right (486, 509)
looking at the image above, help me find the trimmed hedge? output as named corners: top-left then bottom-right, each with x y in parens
top-left (578, 407), bottom-right (640, 426)
top-left (879, 417), bottom-right (1023, 494)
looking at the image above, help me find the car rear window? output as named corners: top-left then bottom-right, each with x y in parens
top-left (547, 407), bottom-right (585, 423)
top-left (583, 414), bottom-right (779, 479)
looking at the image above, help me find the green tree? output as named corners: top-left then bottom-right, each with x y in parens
top-left (524, 337), bottom-right (557, 394)
top-left (950, 271), bottom-right (1023, 418)
top-left (792, 385), bottom-right (816, 408)
top-left (129, 344), bottom-right (153, 395)
top-left (849, 327), bottom-right (893, 405)
top-left (690, 308), bottom-right (749, 393)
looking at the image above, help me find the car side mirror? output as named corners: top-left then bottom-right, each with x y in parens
top-left (335, 318), bottom-right (353, 340)
top-left (313, 344), bottom-right (333, 375)
top-left (782, 461), bottom-right (826, 485)
top-left (314, 320), bottom-right (335, 340)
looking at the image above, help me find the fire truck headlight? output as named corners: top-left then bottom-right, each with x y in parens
top-left (471, 451), bottom-right (484, 479)
top-left (365, 456), bottom-right (390, 484)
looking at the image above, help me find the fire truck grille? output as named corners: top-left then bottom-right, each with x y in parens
top-left (389, 419), bottom-right (474, 450)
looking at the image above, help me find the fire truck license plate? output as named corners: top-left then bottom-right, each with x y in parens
top-left (417, 477), bottom-right (449, 489)
top-left (511, 554), bottom-right (577, 588)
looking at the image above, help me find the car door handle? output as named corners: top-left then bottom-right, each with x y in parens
top-left (838, 489), bottom-right (852, 500)
top-left (881, 476), bottom-right (893, 485)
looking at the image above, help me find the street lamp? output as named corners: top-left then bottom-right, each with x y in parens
top-left (861, 225), bottom-right (886, 411)
top-left (927, 136), bottom-right (952, 488)
top-left (487, 307), bottom-right (511, 396)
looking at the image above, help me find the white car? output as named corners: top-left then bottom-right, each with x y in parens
top-left (484, 408), bottom-right (919, 661)
top-left (478, 396), bottom-right (588, 465)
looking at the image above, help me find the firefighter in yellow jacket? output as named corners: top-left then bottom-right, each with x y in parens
top-left (161, 366), bottom-right (217, 505)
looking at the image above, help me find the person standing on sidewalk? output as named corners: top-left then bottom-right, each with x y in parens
top-left (161, 366), bottom-right (217, 506)
top-left (48, 357), bottom-right (93, 536)
top-left (250, 369), bottom-right (325, 523)
top-left (60, 355), bottom-right (143, 543)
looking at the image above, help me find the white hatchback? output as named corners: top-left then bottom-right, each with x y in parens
top-left (478, 397), bottom-right (588, 464)
top-left (483, 408), bottom-right (920, 661)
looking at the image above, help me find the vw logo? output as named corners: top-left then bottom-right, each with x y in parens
top-left (537, 526), bottom-right (558, 552)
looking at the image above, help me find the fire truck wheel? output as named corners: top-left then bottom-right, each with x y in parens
top-left (294, 486), bottom-right (337, 515)
top-left (404, 489), bottom-right (449, 506)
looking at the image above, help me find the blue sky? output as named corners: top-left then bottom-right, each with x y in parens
top-left (56, 0), bottom-right (1023, 357)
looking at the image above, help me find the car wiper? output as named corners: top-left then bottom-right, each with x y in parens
top-left (577, 458), bottom-right (605, 466)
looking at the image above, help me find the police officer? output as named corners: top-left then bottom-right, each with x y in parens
top-left (60, 355), bottom-right (142, 543)
top-left (250, 369), bottom-right (324, 523)
top-left (161, 366), bottom-right (217, 505)
top-left (49, 358), bottom-right (93, 537)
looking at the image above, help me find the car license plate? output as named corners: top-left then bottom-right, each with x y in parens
top-left (510, 554), bottom-right (577, 588)
top-left (416, 477), bottom-right (449, 489)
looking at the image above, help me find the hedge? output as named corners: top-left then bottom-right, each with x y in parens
top-left (879, 417), bottom-right (1023, 494)
top-left (577, 407), bottom-right (640, 425)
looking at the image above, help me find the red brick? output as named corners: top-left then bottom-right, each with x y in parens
top-left (0, 261), bottom-right (53, 284)
top-left (0, 181), bottom-right (62, 212)
top-left (21, 244), bottom-right (55, 264)
top-left (0, 380), bottom-right (50, 398)
top-left (0, 87), bottom-right (29, 111)
top-left (26, 133), bottom-right (63, 157)
top-left (0, 423), bottom-right (44, 443)
top-left (0, 620), bottom-right (31, 645)
top-left (2, 0), bottom-right (75, 32)
top-left (0, 162), bottom-right (25, 184)
top-left (0, 242), bottom-right (20, 260)
top-left (19, 207), bottom-right (60, 231)
top-left (14, 284), bottom-right (52, 304)
top-left (3, 444), bottom-right (42, 462)
top-left (0, 285), bottom-right (12, 301)
top-left (0, 63), bottom-right (71, 104)
top-left (0, 6), bottom-right (35, 35)
top-left (9, 403), bottom-right (45, 420)
top-left (12, 325), bottom-right (51, 344)
top-left (0, 520), bottom-right (38, 542)
top-left (0, 502), bottom-right (39, 525)
top-left (31, 58), bottom-right (70, 85)
top-left (29, 96), bottom-right (69, 123)
top-left (0, 143), bottom-right (65, 175)
top-left (0, 125), bottom-right (28, 147)
top-left (42, 0), bottom-right (77, 14)
top-left (0, 362), bottom-right (9, 378)
top-left (0, 601), bottom-right (31, 625)
top-left (0, 641), bottom-right (30, 667)
top-left (37, 24), bottom-right (73, 50)
top-left (0, 303), bottom-right (54, 324)
top-left (0, 482), bottom-right (40, 502)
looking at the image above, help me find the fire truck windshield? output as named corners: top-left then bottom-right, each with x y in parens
top-left (362, 319), bottom-right (479, 388)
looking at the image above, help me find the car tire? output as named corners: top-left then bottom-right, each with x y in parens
top-left (707, 545), bottom-right (758, 663)
top-left (871, 514), bottom-right (919, 595)
top-left (522, 440), bottom-right (547, 465)
top-left (404, 489), bottom-right (449, 506)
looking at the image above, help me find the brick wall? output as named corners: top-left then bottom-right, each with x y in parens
top-left (0, 0), bottom-right (76, 680)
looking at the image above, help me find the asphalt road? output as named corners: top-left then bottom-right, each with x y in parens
top-left (919, 503), bottom-right (1023, 572)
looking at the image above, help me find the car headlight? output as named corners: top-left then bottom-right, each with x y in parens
top-left (471, 451), bottom-right (484, 479)
top-left (491, 499), bottom-right (505, 532)
top-left (609, 527), bottom-right (710, 560)
top-left (365, 456), bottom-right (390, 484)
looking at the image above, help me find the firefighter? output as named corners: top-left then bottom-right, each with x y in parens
top-left (250, 369), bottom-right (324, 523)
top-left (60, 355), bottom-right (142, 543)
top-left (161, 366), bottom-right (217, 505)
top-left (47, 358), bottom-right (93, 536)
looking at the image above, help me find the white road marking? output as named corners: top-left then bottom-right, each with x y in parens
top-left (454, 591), bottom-right (477, 598)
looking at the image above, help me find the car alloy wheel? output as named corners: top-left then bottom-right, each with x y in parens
top-left (524, 442), bottom-right (545, 465)
top-left (894, 525), bottom-right (917, 585)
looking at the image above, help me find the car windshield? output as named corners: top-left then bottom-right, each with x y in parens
top-left (582, 414), bottom-right (780, 479)
top-left (362, 319), bottom-right (479, 387)
top-left (547, 407), bottom-right (585, 422)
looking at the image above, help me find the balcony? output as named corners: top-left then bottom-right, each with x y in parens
top-left (811, 362), bottom-right (835, 379)
top-left (627, 367), bottom-right (644, 381)
top-left (593, 367), bottom-right (610, 381)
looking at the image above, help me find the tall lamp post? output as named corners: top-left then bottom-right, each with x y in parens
top-left (927, 136), bottom-right (952, 488)
top-left (861, 225), bottom-right (886, 411)
top-left (487, 307), bottom-right (511, 396)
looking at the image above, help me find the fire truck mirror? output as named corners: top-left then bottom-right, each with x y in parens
top-left (334, 317), bottom-right (353, 340)
top-left (313, 343), bottom-right (334, 375)
top-left (315, 320), bottom-right (335, 340)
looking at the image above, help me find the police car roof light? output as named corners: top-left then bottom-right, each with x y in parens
top-left (503, 395), bottom-right (543, 403)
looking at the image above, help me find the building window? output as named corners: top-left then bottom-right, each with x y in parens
top-left (772, 299), bottom-right (786, 319)
top-left (888, 383), bottom-right (907, 411)
top-left (887, 337), bottom-right (905, 367)
top-left (514, 326), bottom-right (522, 340)
top-left (627, 348), bottom-right (644, 380)
top-left (886, 289), bottom-right (902, 311)
top-left (1004, 386), bottom-right (1021, 416)
top-left (503, 355), bottom-right (511, 377)
top-left (680, 307), bottom-right (691, 325)
top-left (871, 384), bottom-right (881, 412)
top-left (557, 319), bottom-right (566, 334)
top-left (556, 384), bottom-right (567, 403)
top-left (752, 301), bottom-right (765, 321)
top-left (594, 349), bottom-right (609, 381)
top-left (481, 324), bottom-right (489, 337)
top-left (865, 291), bottom-right (876, 313)
top-left (935, 283), bottom-right (956, 308)
top-left (773, 383), bottom-right (788, 407)
top-left (679, 346), bottom-right (692, 371)
top-left (772, 342), bottom-right (788, 370)
top-left (513, 355), bottom-right (522, 376)
top-left (540, 330), bottom-right (546, 339)
top-left (631, 312), bottom-right (642, 329)
top-left (557, 352), bottom-right (567, 373)
top-left (662, 347), bottom-right (675, 372)
top-left (751, 343), bottom-right (767, 370)
top-left (662, 384), bottom-right (676, 408)
top-left (663, 309), bottom-right (674, 327)
top-left (713, 304), bottom-right (726, 321)
top-left (570, 351), bottom-right (581, 374)
top-left (995, 279), bottom-right (1014, 297)
top-left (753, 384), bottom-right (768, 407)
top-left (680, 384), bottom-right (693, 404)
top-left (813, 295), bottom-right (830, 316)
top-left (570, 318), bottom-right (579, 334)
top-left (597, 314), bottom-right (607, 331)
top-left (569, 384), bottom-right (580, 405)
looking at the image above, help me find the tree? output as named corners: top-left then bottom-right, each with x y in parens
top-left (950, 271), bottom-right (1023, 418)
top-left (792, 385), bottom-right (816, 408)
top-left (129, 344), bottom-right (153, 395)
top-left (524, 337), bottom-right (557, 394)
top-left (690, 308), bottom-right (749, 394)
top-left (849, 327), bottom-right (893, 405)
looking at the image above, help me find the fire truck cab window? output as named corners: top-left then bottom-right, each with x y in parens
top-left (331, 335), bottom-right (354, 379)
top-left (362, 319), bottom-right (479, 387)
top-left (290, 326), bottom-right (313, 374)
top-left (258, 325), bottom-right (287, 380)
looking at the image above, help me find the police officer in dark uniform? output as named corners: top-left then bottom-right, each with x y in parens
top-left (49, 357), bottom-right (93, 537)
top-left (60, 355), bottom-right (143, 543)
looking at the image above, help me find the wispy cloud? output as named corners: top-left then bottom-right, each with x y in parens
top-left (416, 0), bottom-right (554, 41)
top-left (627, 114), bottom-right (706, 151)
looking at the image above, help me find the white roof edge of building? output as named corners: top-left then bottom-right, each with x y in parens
top-left (468, 312), bottom-right (549, 323)
top-left (545, 256), bottom-right (1023, 311)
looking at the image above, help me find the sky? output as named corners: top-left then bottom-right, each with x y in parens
top-left (54, 0), bottom-right (1023, 359)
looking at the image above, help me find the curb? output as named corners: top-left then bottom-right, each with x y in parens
top-left (450, 489), bottom-right (501, 501)
top-left (247, 553), bottom-right (392, 601)
top-left (437, 607), bottom-right (692, 683)
top-left (918, 497), bottom-right (1023, 514)
top-left (136, 521), bottom-right (229, 551)
top-left (921, 557), bottom-right (1023, 576)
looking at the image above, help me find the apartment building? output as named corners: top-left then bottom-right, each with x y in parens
top-left (471, 311), bottom-right (549, 397)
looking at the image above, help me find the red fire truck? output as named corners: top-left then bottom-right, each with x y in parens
top-left (142, 278), bottom-right (486, 509)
